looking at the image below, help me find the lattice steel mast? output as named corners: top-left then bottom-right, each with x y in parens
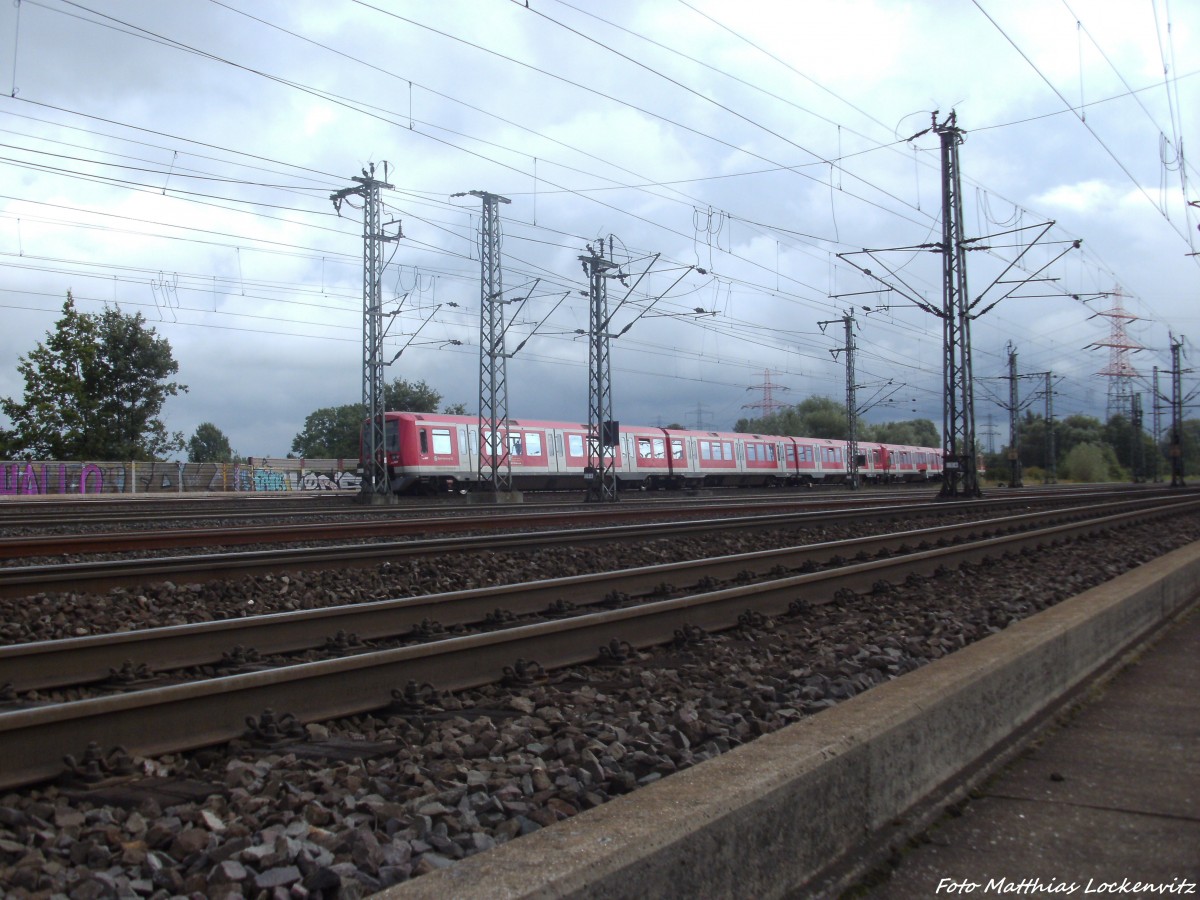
top-left (1169, 334), bottom-right (1186, 487)
top-left (1088, 290), bottom-right (1143, 422)
top-left (742, 369), bottom-right (789, 418)
top-left (331, 163), bottom-right (398, 500)
top-left (1006, 342), bottom-right (1022, 488)
top-left (1130, 392), bottom-right (1145, 482)
top-left (935, 112), bottom-right (981, 498)
top-left (468, 190), bottom-right (513, 494)
top-left (581, 241), bottom-right (618, 502)
top-left (821, 312), bottom-right (860, 489)
top-left (1152, 366), bottom-right (1163, 483)
top-left (839, 112), bottom-right (1077, 498)
top-left (1042, 372), bottom-right (1057, 484)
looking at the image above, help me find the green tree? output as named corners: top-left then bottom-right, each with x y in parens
top-left (1, 294), bottom-right (185, 460)
top-left (1177, 420), bottom-right (1200, 476)
top-left (443, 402), bottom-right (469, 415)
top-left (735, 396), bottom-right (848, 439)
top-left (187, 422), bottom-right (235, 463)
top-left (866, 418), bottom-right (940, 447)
top-left (291, 404), bottom-right (366, 459)
top-left (291, 378), bottom-right (448, 459)
top-left (1061, 442), bottom-right (1122, 482)
top-left (1055, 414), bottom-right (1106, 462)
top-left (1015, 411), bottom-right (1047, 470)
top-left (384, 378), bottom-right (441, 412)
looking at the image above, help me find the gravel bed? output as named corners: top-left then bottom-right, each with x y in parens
top-left (0, 513), bottom-right (1195, 899)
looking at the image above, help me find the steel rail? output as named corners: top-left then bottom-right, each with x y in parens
top-left (3, 497), bottom-right (1173, 693)
top-left (0, 492), bottom-right (1172, 599)
top-left (0, 497), bottom-right (1194, 791)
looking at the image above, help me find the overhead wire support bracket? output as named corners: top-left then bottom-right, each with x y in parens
top-left (836, 248), bottom-right (941, 316)
top-left (388, 303), bottom-right (444, 365)
top-left (508, 288), bottom-right (570, 357)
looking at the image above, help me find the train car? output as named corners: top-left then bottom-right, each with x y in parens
top-left (364, 411), bottom-right (949, 494)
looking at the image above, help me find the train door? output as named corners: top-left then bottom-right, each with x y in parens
top-left (465, 427), bottom-right (480, 483)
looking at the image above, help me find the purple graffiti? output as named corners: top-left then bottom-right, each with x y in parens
top-left (0, 463), bottom-right (106, 495)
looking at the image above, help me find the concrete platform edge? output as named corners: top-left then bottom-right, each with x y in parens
top-left (374, 542), bottom-right (1200, 900)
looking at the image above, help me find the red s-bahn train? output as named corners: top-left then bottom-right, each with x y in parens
top-left (362, 411), bottom-right (950, 494)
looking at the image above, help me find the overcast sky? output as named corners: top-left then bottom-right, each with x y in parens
top-left (0, 0), bottom-right (1197, 458)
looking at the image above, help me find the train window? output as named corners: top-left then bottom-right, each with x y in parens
top-left (723, 441), bottom-right (733, 460)
top-left (526, 433), bottom-right (543, 456)
top-left (746, 444), bottom-right (756, 462)
top-left (786, 445), bottom-right (796, 462)
top-left (432, 429), bottom-right (453, 455)
top-left (638, 438), bottom-right (652, 458)
top-left (873, 449), bottom-right (882, 465)
top-left (385, 419), bottom-right (400, 452)
top-left (507, 434), bottom-right (523, 456)
top-left (653, 438), bottom-right (665, 459)
top-left (766, 444), bottom-right (776, 461)
top-left (671, 439), bottom-right (684, 460)
top-left (700, 441), bottom-right (712, 460)
top-left (568, 434), bottom-right (584, 457)
top-left (419, 429), bottom-right (429, 454)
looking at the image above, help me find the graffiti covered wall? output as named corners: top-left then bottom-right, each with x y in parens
top-left (0, 459), bottom-right (361, 495)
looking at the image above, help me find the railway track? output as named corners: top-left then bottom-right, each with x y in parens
top-left (0, 487), bottom-right (893, 528)
top-left (0, 496), bottom-right (1154, 694)
top-left (0, 491), bottom-right (1177, 601)
top-left (0, 483), bottom-right (1165, 535)
top-left (0, 493), bottom-right (1194, 791)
